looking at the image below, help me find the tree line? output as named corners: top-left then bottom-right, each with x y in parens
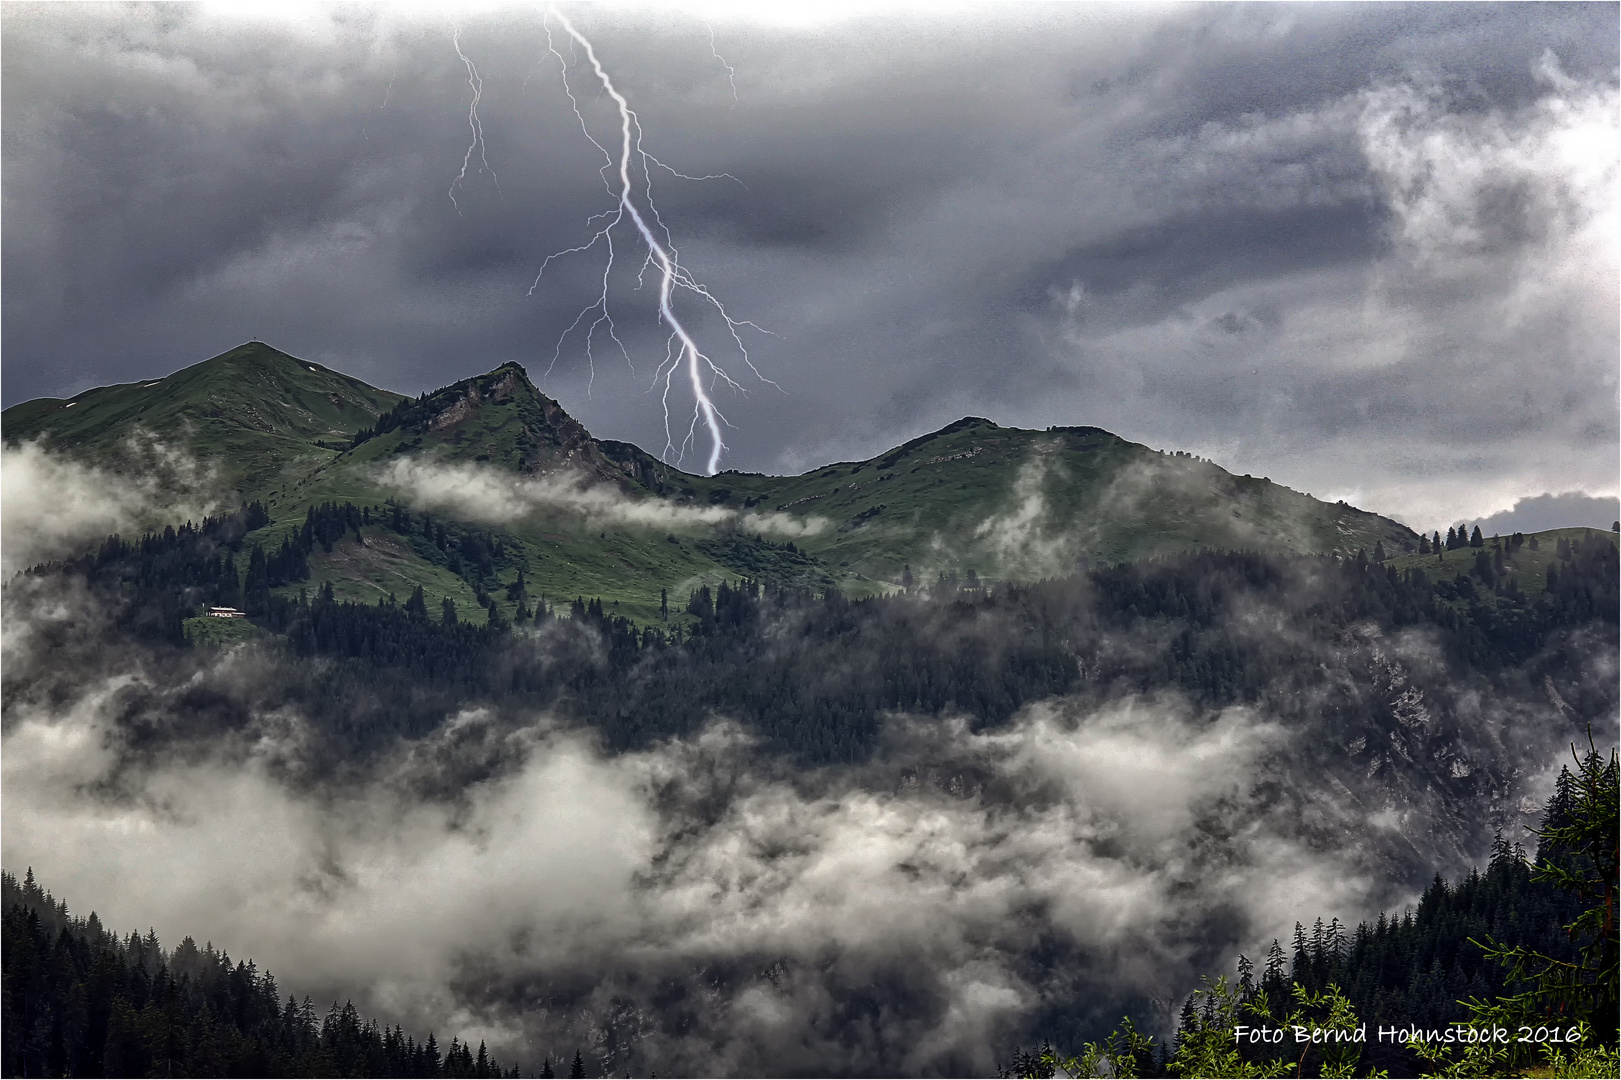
top-left (1, 870), bottom-right (520, 1078)
top-left (1005, 741), bottom-right (1618, 1077)
top-left (17, 503), bottom-right (1618, 767)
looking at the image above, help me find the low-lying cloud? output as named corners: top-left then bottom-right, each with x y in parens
top-left (971, 455), bottom-right (1074, 579)
top-left (1, 615), bottom-right (1397, 1075)
top-left (378, 457), bottom-right (829, 539)
top-left (0, 438), bottom-right (218, 577)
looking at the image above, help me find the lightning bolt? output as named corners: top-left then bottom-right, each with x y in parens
top-left (707, 25), bottom-right (738, 107)
top-left (449, 24), bottom-right (502, 215)
top-left (530, 8), bottom-right (773, 475)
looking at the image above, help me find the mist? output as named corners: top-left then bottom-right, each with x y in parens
top-left (0, 438), bottom-right (219, 576)
top-left (1, 642), bottom-right (1381, 1075)
top-left (6, 547), bottom-right (1608, 1075)
top-left (379, 456), bottom-right (830, 538)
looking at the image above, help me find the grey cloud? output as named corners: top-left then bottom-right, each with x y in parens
top-left (0, 634), bottom-right (1390, 1075)
top-left (3, 3), bottom-right (1615, 526)
top-left (1465, 492), bottom-right (1621, 535)
top-left (378, 457), bottom-right (831, 537)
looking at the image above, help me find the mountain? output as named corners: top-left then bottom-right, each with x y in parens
top-left (3, 342), bottom-right (1422, 625)
top-left (343, 359), bottom-right (672, 492)
top-left (5, 344), bottom-right (1616, 1079)
top-left (1, 342), bottom-right (405, 492)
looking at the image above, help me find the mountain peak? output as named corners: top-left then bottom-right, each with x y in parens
top-left (347, 361), bottom-right (676, 493)
top-left (1, 341), bottom-right (405, 470)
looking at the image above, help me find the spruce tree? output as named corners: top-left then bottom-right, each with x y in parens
top-left (1264, 939), bottom-right (1286, 989)
top-left (405, 585), bottom-right (427, 619)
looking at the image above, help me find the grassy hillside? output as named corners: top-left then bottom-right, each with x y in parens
top-left (688, 420), bottom-right (1418, 582)
top-left (2, 342), bottom-right (405, 494)
top-left (1386, 526), bottom-right (1619, 605)
top-left (5, 343), bottom-right (1428, 623)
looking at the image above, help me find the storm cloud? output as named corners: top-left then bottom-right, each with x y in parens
top-left (2, 3), bottom-right (1615, 529)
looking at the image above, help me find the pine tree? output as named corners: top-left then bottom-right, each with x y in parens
top-left (404, 586), bottom-right (428, 619)
top-left (1291, 922), bottom-right (1309, 982)
top-left (1470, 525), bottom-right (1484, 547)
top-left (571, 1048), bottom-right (586, 1077)
top-left (1264, 939), bottom-right (1286, 989)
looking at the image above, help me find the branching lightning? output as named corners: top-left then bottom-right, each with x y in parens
top-left (529, 8), bottom-right (773, 475)
top-left (707, 25), bottom-right (738, 107)
top-left (449, 25), bottom-right (502, 214)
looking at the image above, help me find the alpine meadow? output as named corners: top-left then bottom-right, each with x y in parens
top-left (2, 5), bottom-right (1617, 1079)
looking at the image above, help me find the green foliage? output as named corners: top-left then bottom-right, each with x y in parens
top-left (1488, 735), bottom-right (1618, 1040)
top-left (1170, 978), bottom-right (1381, 1079)
top-left (1404, 733), bottom-right (1618, 1078)
top-left (1007, 980), bottom-right (1383, 1079)
top-left (1014, 1016), bottom-right (1156, 1078)
top-left (1111, 741), bottom-right (1620, 1080)
top-left (21, 518), bottom-right (1619, 769)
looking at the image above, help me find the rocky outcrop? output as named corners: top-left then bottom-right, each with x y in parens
top-left (388, 362), bottom-right (687, 495)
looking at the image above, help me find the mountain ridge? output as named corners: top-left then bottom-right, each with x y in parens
top-left (3, 341), bottom-right (1424, 625)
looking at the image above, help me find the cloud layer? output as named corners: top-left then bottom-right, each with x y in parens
top-left (2, 657), bottom-right (1383, 1076)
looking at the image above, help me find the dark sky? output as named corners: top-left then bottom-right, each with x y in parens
top-left (3, 2), bottom-right (1616, 528)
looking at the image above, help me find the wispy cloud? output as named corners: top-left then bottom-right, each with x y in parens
top-left (378, 457), bottom-right (829, 538)
top-left (1, 437), bottom-right (218, 576)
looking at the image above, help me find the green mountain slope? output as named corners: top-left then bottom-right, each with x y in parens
top-left (2, 342), bottom-right (406, 492)
top-left (1385, 526), bottom-right (1618, 606)
top-left (4, 343), bottom-right (1424, 625)
top-left (695, 419), bottom-right (1417, 581)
